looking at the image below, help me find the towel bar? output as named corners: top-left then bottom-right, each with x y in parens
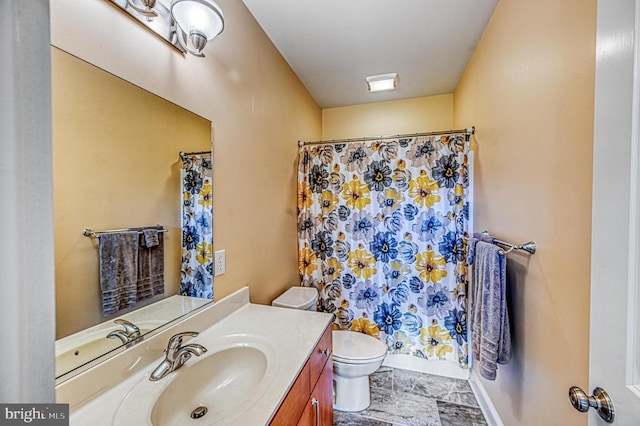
top-left (479, 231), bottom-right (536, 255)
top-left (82, 226), bottom-right (168, 238)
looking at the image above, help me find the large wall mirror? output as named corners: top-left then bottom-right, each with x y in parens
top-left (52, 47), bottom-right (214, 381)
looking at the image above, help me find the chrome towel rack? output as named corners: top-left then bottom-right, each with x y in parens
top-left (82, 226), bottom-right (167, 238)
top-left (479, 231), bottom-right (536, 255)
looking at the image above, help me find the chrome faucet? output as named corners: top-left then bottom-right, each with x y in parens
top-left (149, 331), bottom-right (207, 381)
top-left (106, 319), bottom-right (141, 346)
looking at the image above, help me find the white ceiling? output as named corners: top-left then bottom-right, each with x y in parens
top-left (241, 0), bottom-right (498, 108)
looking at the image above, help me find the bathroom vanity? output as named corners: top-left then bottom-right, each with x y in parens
top-left (270, 324), bottom-right (333, 425)
top-left (57, 287), bottom-right (333, 425)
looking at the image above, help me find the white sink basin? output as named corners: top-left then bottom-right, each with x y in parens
top-left (113, 334), bottom-right (278, 426)
top-left (151, 346), bottom-right (267, 425)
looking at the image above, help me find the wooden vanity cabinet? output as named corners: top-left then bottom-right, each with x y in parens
top-left (270, 324), bottom-right (333, 426)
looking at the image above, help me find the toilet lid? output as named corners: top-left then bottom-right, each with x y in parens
top-left (332, 330), bottom-right (388, 361)
top-left (272, 287), bottom-right (318, 310)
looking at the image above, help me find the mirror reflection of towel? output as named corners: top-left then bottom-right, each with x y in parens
top-left (137, 231), bottom-right (164, 301)
top-left (99, 232), bottom-right (139, 316)
top-left (142, 229), bottom-right (159, 248)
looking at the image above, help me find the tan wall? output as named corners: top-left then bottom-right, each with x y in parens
top-left (453, 0), bottom-right (596, 424)
top-left (50, 0), bottom-right (322, 320)
top-left (322, 94), bottom-right (453, 139)
top-left (52, 48), bottom-right (212, 338)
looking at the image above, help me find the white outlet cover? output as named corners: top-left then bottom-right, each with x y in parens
top-left (214, 250), bottom-right (225, 276)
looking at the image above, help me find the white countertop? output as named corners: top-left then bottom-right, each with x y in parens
top-left (66, 290), bottom-right (332, 426)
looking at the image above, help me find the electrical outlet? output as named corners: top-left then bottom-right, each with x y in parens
top-left (214, 250), bottom-right (225, 276)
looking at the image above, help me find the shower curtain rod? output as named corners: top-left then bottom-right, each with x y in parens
top-left (298, 126), bottom-right (475, 147)
top-left (181, 150), bottom-right (211, 155)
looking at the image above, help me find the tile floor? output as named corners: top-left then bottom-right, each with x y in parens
top-left (333, 367), bottom-right (487, 426)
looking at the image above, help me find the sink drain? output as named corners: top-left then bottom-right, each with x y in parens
top-left (191, 406), bottom-right (208, 419)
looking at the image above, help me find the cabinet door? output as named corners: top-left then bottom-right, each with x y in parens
top-left (271, 363), bottom-right (310, 426)
top-left (298, 359), bottom-right (333, 426)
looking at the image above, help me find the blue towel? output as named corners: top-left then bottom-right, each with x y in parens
top-left (98, 232), bottom-right (139, 316)
top-left (469, 237), bottom-right (512, 380)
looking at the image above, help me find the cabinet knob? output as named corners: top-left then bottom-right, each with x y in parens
top-left (321, 348), bottom-right (330, 357)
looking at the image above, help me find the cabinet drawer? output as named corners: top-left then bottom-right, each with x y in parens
top-left (309, 324), bottom-right (332, 388)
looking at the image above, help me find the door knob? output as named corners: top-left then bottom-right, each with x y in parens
top-left (568, 386), bottom-right (615, 423)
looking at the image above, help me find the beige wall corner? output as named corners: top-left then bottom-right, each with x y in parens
top-left (321, 94), bottom-right (453, 140)
top-left (453, 0), bottom-right (596, 424)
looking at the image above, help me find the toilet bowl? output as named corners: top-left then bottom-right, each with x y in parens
top-left (332, 330), bottom-right (387, 411)
top-left (272, 286), bottom-right (388, 412)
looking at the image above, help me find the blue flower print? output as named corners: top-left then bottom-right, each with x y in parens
top-left (364, 160), bottom-right (393, 191)
top-left (352, 280), bottom-right (381, 311)
top-left (413, 209), bottom-right (450, 243)
top-left (342, 273), bottom-right (356, 289)
top-left (439, 231), bottom-right (465, 264)
top-left (374, 303), bottom-right (403, 335)
top-left (182, 226), bottom-right (200, 250)
top-left (419, 283), bottom-right (453, 319)
top-left (348, 211), bottom-right (376, 242)
top-left (196, 213), bottom-right (212, 235)
top-left (444, 308), bottom-right (467, 346)
top-left (397, 239), bottom-right (418, 263)
top-left (311, 231), bottom-right (334, 260)
top-left (409, 276), bottom-right (424, 293)
top-left (384, 210), bottom-right (403, 233)
top-left (403, 311), bottom-right (423, 336)
top-left (200, 157), bottom-right (212, 170)
top-left (389, 283), bottom-right (410, 305)
top-left (184, 170), bottom-right (203, 194)
top-left (338, 205), bottom-right (351, 221)
top-left (334, 239), bottom-right (351, 262)
top-left (432, 154), bottom-right (460, 189)
top-left (309, 164), bottom-right (329, 193)
top-left (403, 204), bottom-right (419, 221)
top-left (370, 232), bottom-right (399, 263)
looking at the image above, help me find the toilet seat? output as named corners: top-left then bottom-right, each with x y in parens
top-left (332, 330), bottom-right (387, 363)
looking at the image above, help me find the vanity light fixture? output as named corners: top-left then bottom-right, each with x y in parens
top-left (107, 0), bottom-right (224, 57)
top-left (171, 0), bottom-right (225, 57)
top-left (366, 73), bottom-right (399, 92)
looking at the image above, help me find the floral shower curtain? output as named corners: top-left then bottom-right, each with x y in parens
top-left (180, 152), bottom-right (214, 299)
top-left (297, 134), bottom-right (470, 367)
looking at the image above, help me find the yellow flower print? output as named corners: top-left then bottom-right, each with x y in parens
top-left (420, 324), bottom-right (453, 359)
top-left (347, 247), bottom-right (377, 279)
top-left (197, 182), bottom-right (212, 209)
top-left (195, 242), bottom-right (213, 265)
top-left (342, 177), bottom-right (371, 210)
top-left (415, 249), bottom-right (447, 283)
top-left (297, 182), bottom-right (313, 209)
top-left (350, 316), bottom-right (380, 337)
top-left (320, 190), bottom-right (339, 214)
top-left (298, 244), bottom-right (318, 276)
top-left (408, 172), bottom-right (440, 208)
top-left (324, 257), bottom-right (343, 281)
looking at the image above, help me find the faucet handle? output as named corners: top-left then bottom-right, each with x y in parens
top-left (166, 331), bottom-right (199, 351)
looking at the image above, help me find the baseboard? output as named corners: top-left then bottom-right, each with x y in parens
top-left (468, 369), bottom-right (503, 426)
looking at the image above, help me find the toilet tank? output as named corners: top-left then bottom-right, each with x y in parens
top-left (272, 287), bottom-right (318, 311)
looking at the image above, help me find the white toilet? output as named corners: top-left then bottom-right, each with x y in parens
top-left (272, 286), bottom-right (388, 412)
